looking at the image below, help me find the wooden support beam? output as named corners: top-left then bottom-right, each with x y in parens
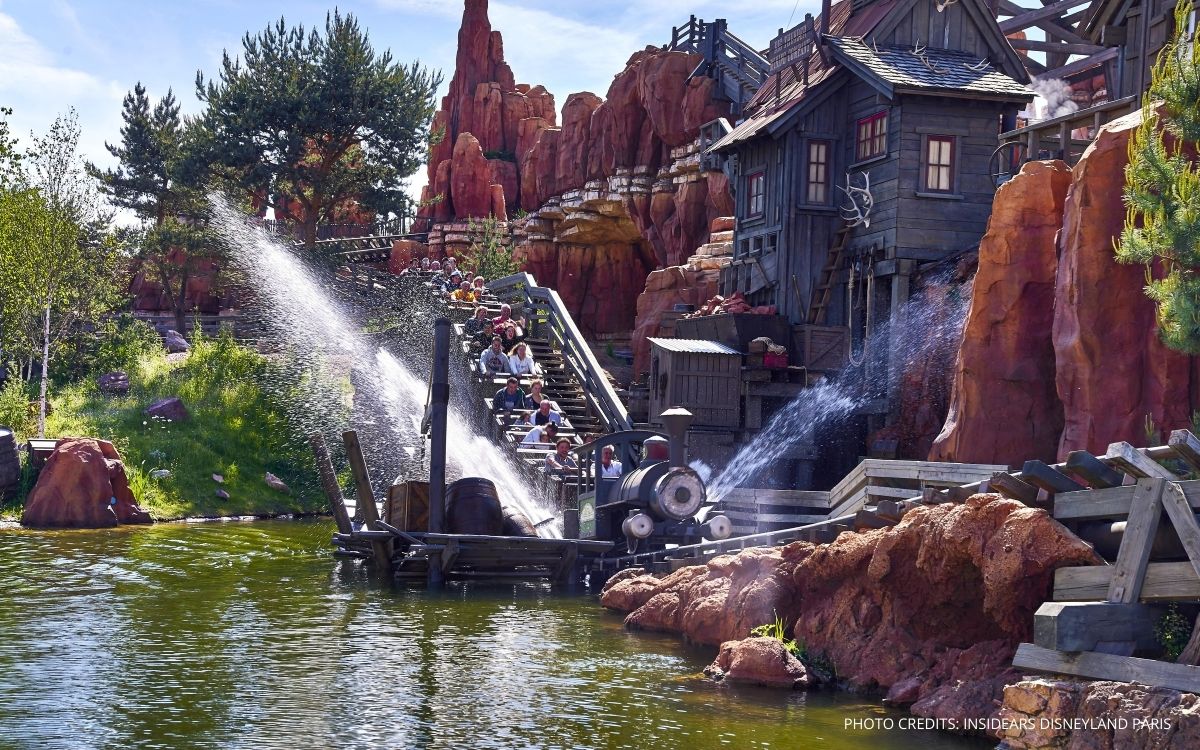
top-left (1056, 562), bottom-right (1200, 601)
top-left (1008, 38), bottom-right (1106, 55)
top-left (1034, 601), bottom-right (1165, 652)
top-left (1041, 47), bottom-right (1120, 81)
top-left (1022, 460), bottom-right (1087, 494)
top-left (999, 0), bottom-right (1092, 34)
top-left (990, 471), bottom-right (1040, 505)
top-left (310, 432), bottom-right (352, 534)
top-left (1107, 441), bottom-right (1179, 480)
top-left (1054, 480), bottom-right (1200, 521)
top-left (1065, 450), bottom-right (1126, 489)
top-left (1108, 479), bottom-right (1165, 603)
top-left (1162, 481), bottom-right (1200, 582)
top-left (1169, 429), bottom-right (1200, 472)
top-left (343, 429), bottom-right (389, 571)
top-left (1013, 643), bottom-right (1200, 693)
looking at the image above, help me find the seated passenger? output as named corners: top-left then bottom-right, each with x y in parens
top-left (521, 421), bottom-right (558, 446)
top-left (523, 379), bottom-right (549, 409)
top-left (507, 342), bottom-right (539, 376)
top-left (597, 444), bottom-right (623, 479)
top-left (544, 438), bottom-right (577, 474)
top-left (498, 322), bottom-right (521, 348)
top-left (472, 275), bottom-right (486, 296)
top-left (430, 259), bottom-right (442, 272)
top-left (420, 257), bottom-right (431, 272)
top-left (401, 257), bottom-right (420, 275)
top-left (464, 306), bottom-right (489, 336)
top-left (480, 337), bottom-right (511, 375)
top-left (474, 321), bottom-right (496, 350)
top-left (492, 377), bottom-right (526, 413)
top-left (451, 279), bottom-right (476, 302)
top-left (526, 398), bottom-right (562, 427)
top-left (492, 303), bottom-right (512, 329)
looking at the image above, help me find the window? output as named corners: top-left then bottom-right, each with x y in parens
top-left (747, 171), bottom-right (765, 217)
top-left (855, 111), bottom-right (888, 161)
top-left (924, 136), bottom-right (956, 193)
top-left (806, 140), bottom-right (830, 204)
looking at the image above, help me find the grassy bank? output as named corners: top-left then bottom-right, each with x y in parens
top-left (0, 329), bottom-right (323, 521)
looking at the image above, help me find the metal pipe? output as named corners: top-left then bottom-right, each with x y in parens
top-left (659, 407), bottom-right (694, 469)
top-left (428, 317), bottom-right (451, 535)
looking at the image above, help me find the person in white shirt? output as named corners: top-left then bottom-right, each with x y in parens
top-left (508, 342), bottom-right (539, 376)
top-left (597, 444), bottom-right (623, 478)
top-left (521, 422), bottom-right (559, 446)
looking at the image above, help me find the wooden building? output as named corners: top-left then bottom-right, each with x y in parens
top-left (708, 0), bottom-right (1032, 339)
top-left (648, 338), bottom-right (742, 429)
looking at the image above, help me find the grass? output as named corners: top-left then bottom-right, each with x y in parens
top-left (1, 330), bottom-right (324, 521)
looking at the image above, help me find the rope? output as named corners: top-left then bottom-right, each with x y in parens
top-left (846, 258), bottom-right (874, 368)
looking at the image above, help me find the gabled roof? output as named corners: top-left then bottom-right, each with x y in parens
top-left (710, 0), bottom-right (1032, 153)
top-left (826, 37), bottom-right (1032, 100)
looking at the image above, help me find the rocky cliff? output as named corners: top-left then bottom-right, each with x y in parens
top-left (416, 0), bottom-right (734, 336)
top-left (601, 494), bottom-right (1101, 731)
top-left (933, 108), bottom-right (1199, 465)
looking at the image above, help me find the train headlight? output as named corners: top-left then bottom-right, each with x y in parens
top-left (652, 468), bottom-right (705, 521)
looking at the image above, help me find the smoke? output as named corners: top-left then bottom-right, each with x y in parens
top-left (1028, 78), bottom-right (1079, 121)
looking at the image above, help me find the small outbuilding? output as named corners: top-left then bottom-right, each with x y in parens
top-left (648, 338), bottom-right (742, 429)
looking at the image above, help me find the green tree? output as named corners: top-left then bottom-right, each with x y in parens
top-left (1117, 0), bottom-right (1200, 352)
top-left (193, 10), bottom-right (442, 246)
top-left (465, 217), bottom-right (522, 281)
top-left (0, 106), bottom-right (20, 187)
top-left (88, 83), bottom-right (216, 334)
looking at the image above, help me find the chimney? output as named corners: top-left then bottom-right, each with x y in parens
top-left (658, 407), bottom-right (694, 469)
top-left (820, 0), bottom-right (830, 37)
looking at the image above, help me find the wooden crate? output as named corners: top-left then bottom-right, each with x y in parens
top-left (385, 480), bottom-right (430, 531)
top-left (791, 325), bottom-right (849, 371)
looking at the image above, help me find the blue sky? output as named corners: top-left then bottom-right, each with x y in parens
top-left (0, 0), bottom-right (813, 209)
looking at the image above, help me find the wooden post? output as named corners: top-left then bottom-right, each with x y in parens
top-left (342, 429), bottom-right (390, 572)
top-left (1107, 478), bottom-right (1165, 603)
top-left (310, 432), bottom-right (352, 534)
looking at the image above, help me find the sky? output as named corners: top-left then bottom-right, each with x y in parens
top-left (0, 0), bottom-right (815, 217)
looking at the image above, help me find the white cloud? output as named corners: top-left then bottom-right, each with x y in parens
top-left (0, 12), bottom-right (102, 96)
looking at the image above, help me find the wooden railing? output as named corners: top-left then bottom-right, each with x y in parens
top-left (996, 95), bottom-right (1139, 170)
top-left (487, 272), bottom-right (632, 434)
top-left (665, 16), bottom-right (769, 111)
top-left (263, 216), bottom-right (415, 243)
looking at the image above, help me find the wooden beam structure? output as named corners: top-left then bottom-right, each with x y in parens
top-left (1013, 643), bottom-right (1200, 693)
top-left (1034, 601), bottom-right (1165, 652)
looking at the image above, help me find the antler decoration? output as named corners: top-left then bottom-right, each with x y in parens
top-left (964, 58), bottom-right (991, 72)
top-left (911, 39), bottom-right (926, 56)
top-left (919, 54), bottom-right (949, 74)
top-left (935, 0), bottom-right (959, 12)
top-left (839, 172), bottom-right (874, 229)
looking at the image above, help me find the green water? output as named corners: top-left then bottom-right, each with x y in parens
top-left (0, 519), bottom-right (989, 749)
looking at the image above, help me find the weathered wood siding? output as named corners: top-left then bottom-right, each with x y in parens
top-left (648, 346), bottom-right (742, 429)
top-left (883, 0), bottom-right (992, 57)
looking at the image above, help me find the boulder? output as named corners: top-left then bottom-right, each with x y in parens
top-left (96, 371), bottom-right (130, 396)
top-left (21, 438), bottom-right (152, 528)
top-left (930, 161), bottom-right (1072, 466)
top-left (705, 637), bottom-right (810, 689)
top-left (1053, 107), bottom-right (1195, 458)
top-left (388, 238), bottom-right (429, 275)
top-left (161, 329), bottom-right (190, 354)
top-left (602, 495), bottom-right (1101, 727)
top-left (145, 396), bottom-right (189, 422)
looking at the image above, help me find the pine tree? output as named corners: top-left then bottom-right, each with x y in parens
top-left (1117, 0), bottom-right (1200, 352)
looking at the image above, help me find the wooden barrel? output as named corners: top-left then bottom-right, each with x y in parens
top-left (446, 477), bottom-right (504, 535)
top-left (385, 480), bottom-right (430, 532)
top-left (500, 505), bottom-right (538, 537)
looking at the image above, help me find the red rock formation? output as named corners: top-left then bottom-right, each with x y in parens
top-left (602, 495), bottom-right (1100, 726)
top-left (21, 438), bottom-right (152, 528)
top-left (705, 637), bottom-right (810, 689)
top-left (1053, 108), bottom-right (1194, 457)
top-left (931, 161), bottom-right (1072, 466)
top-left (388, 238), bottom-right (429, 274)
top-left (450, 133), bottom-right (493, 219)
top-left (630, 265), bottom-right (722, 375)
top-left (555, 92), bottom-right (602, 194)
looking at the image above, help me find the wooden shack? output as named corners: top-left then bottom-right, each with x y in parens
top-left (648, 338), bottom-right (742, 429)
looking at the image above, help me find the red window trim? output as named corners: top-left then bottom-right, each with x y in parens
top-left (856, 111), bottom-right (888, 161)
top-left (923, 135), bottom-right (956, 193)
top-left (746, 170), bottom-right (766, 218)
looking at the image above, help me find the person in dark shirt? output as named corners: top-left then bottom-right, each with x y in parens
top-left (492, 377), bottom-right (526, 429)
top-left (464, 306), bottom-right (489, 336)
top-left (474, 322), bottom-right (497, 351)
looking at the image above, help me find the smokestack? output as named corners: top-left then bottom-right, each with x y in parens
top-left (820, 0), bottom-right (830, 37)
top-left (658, 407), bottom-right (694, 469)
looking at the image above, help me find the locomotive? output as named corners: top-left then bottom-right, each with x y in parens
top-left (568, 407), bottom-right (732, 554)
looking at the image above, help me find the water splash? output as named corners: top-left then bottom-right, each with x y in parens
top-left (210, 196), bottom-right (558, 537)
top-left (706, 271), bottom-right (970, 502)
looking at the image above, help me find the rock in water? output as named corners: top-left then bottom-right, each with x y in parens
top-left (96, 371), bottom-right (130, 396)
top-left (705, 637), bottom-right (809, 689)
top-left (145, 397), bottom-right (189, 422)
top-left (21, 438), bottom-right (152, 528)
top-left (161, 330), bottom-right (190, 353)
top-left (264, 472), bottom-right (290, 494)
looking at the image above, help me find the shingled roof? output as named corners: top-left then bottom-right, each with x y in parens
top-left (825, 37), bottom-right (1032, 99)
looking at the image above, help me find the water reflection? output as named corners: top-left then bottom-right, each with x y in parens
top-left (0, 521), bottom-right (987, 749)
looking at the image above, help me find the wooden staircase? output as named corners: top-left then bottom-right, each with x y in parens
top-left (806, 222), bottom-right (852, 324)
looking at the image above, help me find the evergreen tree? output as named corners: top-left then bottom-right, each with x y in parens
top-left (1117, 0), bottom-right (1200, 352)
top-left (193, 10), bottom-right (442, 246)
top-left (88, 83), bottom-right (215, 334)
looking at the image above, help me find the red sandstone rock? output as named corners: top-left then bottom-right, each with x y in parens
top-left (638, 51), bottom-right (702, 149)
top-left (488, 183), bottom-right (507, 221)
top-left (1053, 108), bottom-right (1195, 458)
top-left (431, 159), bottom-right (454, 222)
top-left (931, 161), bottom-right (1072, 465)
top-left (554, 243), bottom-right (656, 336)
top-left (555, 92), bottom-right (602, 195)
top-left (602, 495), bottom-right (1101, 726)
top-left (21, 438), bottom-right (152, 528)
top-left (710, 216), bottom-right (735, 233)
top-left (388, 239), bottom-right (429, 274)
top-left (450, 133), bottom-right (492, 219)
top-left (705, 637), bottom-right (810, 689)
top-left (630, 264), bottom-right (721, 374)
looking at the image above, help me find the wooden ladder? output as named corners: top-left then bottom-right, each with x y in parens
top-left (806, 222), bottom-right (852, 325)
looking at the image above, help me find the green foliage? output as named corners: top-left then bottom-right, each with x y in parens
top-left (89, 316), bottom-right (162, 376)
top-left (1156, 604), bottom-right (1194, 661)
top-left (27, 330), bottom-right (323, 519)
top-left (465, 216), bottom-right (521, 281)
top-left (0, 377), bottom-right (35, 438)
top-left (750, 612), bottom-right (803, 660)
top-left (0, 106), bottom-right (20, 187)
top-left (483, 149), bottom-right (516, 163)
top-left (193, 11), bottom-right (442, 244)
top-left (1118, 0), bottom-right (1200, 352)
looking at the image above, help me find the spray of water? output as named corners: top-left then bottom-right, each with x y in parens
top-left (705, 271), bottom-right (970, 503)
top-left (210, 196), bottom-right (559, 537)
